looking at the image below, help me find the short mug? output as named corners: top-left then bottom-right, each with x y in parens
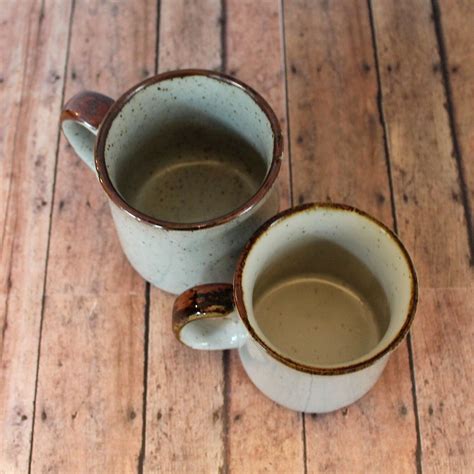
top-left (173, 203), bottom-right (418, 413)
top-left (61, 70), bottom-right (282, 294)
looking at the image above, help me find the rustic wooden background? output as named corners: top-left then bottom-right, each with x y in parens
top-left (1, 0), bottom-right (472, 472)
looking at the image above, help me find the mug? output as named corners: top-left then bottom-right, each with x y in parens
top-left (61, 70), bottom-right (282, 294)
top-left (173, 203), bottom-right (418, 413)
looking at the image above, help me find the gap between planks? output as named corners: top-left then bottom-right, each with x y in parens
top-left (138, 282), bottom-right (151, 473)
top-left (281, 0), bottom-right (295, 209)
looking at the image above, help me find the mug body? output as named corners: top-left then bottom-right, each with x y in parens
top-left (62, 70), bottom-right (282, 294)
top-left (239, 338), bottom-right (389, 412)
top-left (233, 204), bottom-right (417, 412)
top-left (109, 185), bottom-right (278, 292)
top-left (173, 204), bottom-right (417, 413)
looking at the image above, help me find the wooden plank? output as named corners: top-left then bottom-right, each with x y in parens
top-left (285, 0), bottom-right (392, 217)
top-left (0, 1), bottom-right (73, 471)
top-left (30, 1), bottom-right (156, 472)
top-left (144, 1), bottom-right (225, 472)
top-left (371, 0), bottom-right (474, 471)
top-left (414, 288), bottom-right (473, 473)
top-left (159, 0), bottom-right (222, 72)
top-left (225, 1), bottom-right (305, 472)
top-left (372, 0), bottom-right (472, 288)
top-left (435, 0), bottom-right (474, 258)
top-left (284, 1), bottom-right (418, 472)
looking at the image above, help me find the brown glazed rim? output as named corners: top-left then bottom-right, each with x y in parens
top-left (94, 69), bottom-right (283, 231)
top-left (233, 202), bottom-right (418, 376)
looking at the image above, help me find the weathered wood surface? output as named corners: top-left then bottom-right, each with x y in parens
top-left (371, 1), bottom-right (474, 473)
top-left (0, 0), bottom-right (472, 472)
top-left (284, 1), bottom-right (417, 472)
top-left (435, 0), bottom-right (474, 244)
top-left (0, 1), bottom-right (73, 471)
top-left (30, 1), bottom-right (156, 472)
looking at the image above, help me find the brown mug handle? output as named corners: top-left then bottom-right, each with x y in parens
top-left (172, 284), bottom-right (247, 350)
top-left (61, 91), bottom-right (114, 172)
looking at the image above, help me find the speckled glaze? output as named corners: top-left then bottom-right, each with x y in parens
top-left (173, 204), bottom-right (418, 413)
top-left (61, 70), bottom-right (282, 294)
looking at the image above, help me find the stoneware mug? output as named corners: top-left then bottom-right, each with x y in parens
top-left (61, 70), bottom-right (282, 294)
top-left (173, 203), bottom-right (418, 413)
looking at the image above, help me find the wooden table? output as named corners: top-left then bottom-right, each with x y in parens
top-left (1, 1), bottom-right (472, 472)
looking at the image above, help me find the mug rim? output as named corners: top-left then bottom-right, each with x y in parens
top-left (94, 69), bottom-right (283, 231)
top-left (233, 202), bottom-right (418, 376)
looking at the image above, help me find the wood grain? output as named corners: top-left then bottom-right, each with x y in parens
top-left (372, 0), bottom-right (474, 471)
top-left (0, 1), bottom-right (73, 471)
top-left (30, 1), bottom-right (156, 472)
top-left (284, 1), bottom-right (418, 472)
top-left (159, 0), bottom-right (222, 72)
top-left (413, 288), bottom-right (473, 473)
top-left (435, 0), bottom-right (474, 256)
top-left (371, 0), bottom-right (472, 288)
top-left (225, 1), bottom-right (305, 472)
top-left (285, 0), bottom-right (391, 216)
top-left (1, 2), bottom-right (472, 472)
top-left (144, 1), bottom-right (225, 472)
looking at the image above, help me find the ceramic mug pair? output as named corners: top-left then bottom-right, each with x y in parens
top-left (62, 69), bottom-right (417, 413)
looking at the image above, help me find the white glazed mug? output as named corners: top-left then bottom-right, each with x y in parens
top-left (173, 203), bottom-right (418, 413)
top-left (61, 70), bottom-right (282, 294)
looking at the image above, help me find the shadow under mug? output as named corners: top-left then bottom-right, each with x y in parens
top-left (61, 69), bottom-right (282, 294)
top-left (173, 203), bottom-right (418, 413)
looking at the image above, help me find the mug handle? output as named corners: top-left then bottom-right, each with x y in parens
top-left (173, 284), bottom-right (248, 350)
top-left (61, 91), bottom-right (114, 172)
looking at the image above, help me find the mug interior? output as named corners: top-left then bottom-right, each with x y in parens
top-left (236, 204), bottom-right (417, 373)
top-left (97, 71), bottom-right (280, 227)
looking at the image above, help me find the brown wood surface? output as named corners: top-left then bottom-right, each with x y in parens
top-left (1, 0), bottom-right (472, 472)
top-left (371, 1), bottom-right (474, 473)
top-left (284, 1), bottom-right (417, 472)
top-left (436, 0), bottom-right (474, 240)
top-left (29, 1), bottom-right (156, 472)
top-left (424, 3), bottom-right (474, 469)
top-left (0, 1), bottom-right (73, 471)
